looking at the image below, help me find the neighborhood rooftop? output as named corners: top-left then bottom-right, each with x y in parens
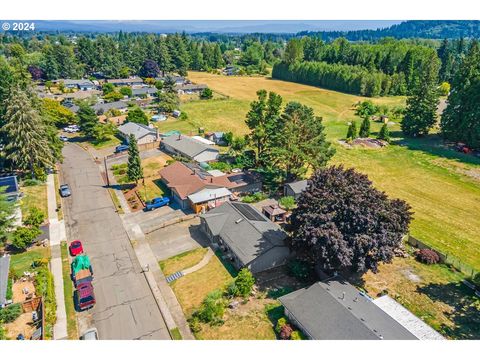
top-left (200, 201), bottom-right (287, 266)
top-left (279, 276), bottom-right (418, 340)
top-left (117, 122), bottom-right (158, 140)
top-left (0, 255), bottom-right (10, 306)
top-left (161, 134), bottom-right (218, 159)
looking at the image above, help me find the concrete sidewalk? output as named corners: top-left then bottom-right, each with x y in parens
top-left (123, 220), bottom-right (194, 340)
top-left (46, 173), bottom-right (69, 340)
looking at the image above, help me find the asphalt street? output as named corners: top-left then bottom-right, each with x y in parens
top-left (60, 143), bottom-right (170, 340)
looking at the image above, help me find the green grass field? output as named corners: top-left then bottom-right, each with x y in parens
top-left (157, 71), bottom-right (480, 272)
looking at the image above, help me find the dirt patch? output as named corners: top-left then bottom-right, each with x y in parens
top-left (338, 138), bottom-right (388, 149)
top-left (5, 312), bottom-right (35, 340)
top-left (12, 280), bottom-right (36, 303)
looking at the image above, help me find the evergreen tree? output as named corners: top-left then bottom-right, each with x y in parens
top-left (401, 51), bottom-right (440, 137)
top-left (377, 123), bottom-right (390, 142)
top-left (2, 86), bottom-right (54, 177)
top-left (127, 135), bottom-right (143, 184)
top-left (77, 103), bottom-right (99, 138)
top-left (346, 121), bottom-right (358, 140)
top-left (359, 117), bottom-right (371, 138)
top-left (245, 90), bottom-right (283, 166)
top-left (212, 43), bottom-right (224, 69)
top-left (441, 40), bottom-right (480, 148)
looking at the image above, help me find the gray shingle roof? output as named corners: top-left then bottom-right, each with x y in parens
top-left (118, 122), bottom-right (157, 140)
top-left (92, 101), bottom-right (128, 113)
top-left (162, 135), bottom-right (218, 159)
top-left (0, 256), bottom-right (11, 306)
top-left (279, 276), bottom-right (417, 340)
top-left (132, 87), bottom-right (158, 96)
top-left (285, 180), bottom-right (308, 195)
top-left (0, 176), bottom-right (19, 194)
top-left (200, 202), bottom-right (287, 266)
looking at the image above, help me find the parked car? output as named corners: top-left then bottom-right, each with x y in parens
top-left (71, 254), bottom-right (93, 277)
top-left (73, 268), bottom-right (93, 287)
top-left (80, 328), bottom-right (99, 340)
top-left (69, 240), bottom-right (84, 256)
top-left (59, 135), bottom-right (69, 142)
top-left (76, 282), bottom-right (96, 311)
top-left (114, 144), bottom-right (129, 153)
top-left (63, 126), bottom-right (74, 133)
top-left (144, 196), bottom-right (170, 211)
top-left (59, 184), bottom-right (71, 197)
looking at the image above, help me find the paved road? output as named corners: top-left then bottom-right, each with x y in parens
top-left (60, 143), bottom-right (170, 340)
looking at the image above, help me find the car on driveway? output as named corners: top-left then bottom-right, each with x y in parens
top-left (114, 144), bottom-right (129, 153)
top-left (59, 184), bottom-right (71, 197)
top-left (59, 135), bottom-right (69, 142)
top-left (80, 328), bottom-right (99, 340)
top-left (144, 196), bottom-right (170, 211)
top-left (69, 240), bottom-right (83, 256)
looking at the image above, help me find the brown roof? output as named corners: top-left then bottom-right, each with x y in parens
top-left (262, 205), bottom-right (287, 216)
top-left (159, 162), bottom-right (257, 200)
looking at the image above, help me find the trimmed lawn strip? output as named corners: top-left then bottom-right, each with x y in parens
top-left (60, 241), bottom-right (78, 339)
top-left (107, 188), bottom-right (124, 214)
top-left (159, 248), bottom-right (208, 277)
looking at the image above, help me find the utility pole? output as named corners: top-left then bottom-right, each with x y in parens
top-left (104, 156), bottom-right (110, 186)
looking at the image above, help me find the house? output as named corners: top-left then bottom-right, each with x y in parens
top-left (174, 83), bottom-right (208, 95)
top-left (98, 114), bottom-right (127, 126)
top-left (117, 122), bottom-right (159, 145)
top-left (53, 79), bottom-right (95, 90)
top-left (156, 75), bottom-right (186, 86)
top-left (278, 276), bottom-right (419, 340)
top-left (200, 202), bottom-right (290, 273)
top-left (158, 161), bottom-right (262, 212)
top-left (283, 180), bottom-right (308, 200)
top-left (132, 87), bottom-right (158, 98)
top-left (223, 66), bottom-right (239, 76)
top-left (172, 110), bottom-right (181, 118)
top-left (106, 77), bottom-right (144, 87)
top-left (0, 175), bottom-right (21, 202)
top-left (0, 255), bottom-right (11, 307)
top-left (161, 134), bottom-right (219, 163)
top-left (205, 132), bottom-right (226, 145)
top-left (62, 89), bottom-right (101, 101)
top-left (191, 136), bottom-right (215, 146)
top-left (92, 101), bottom-right (128, 115)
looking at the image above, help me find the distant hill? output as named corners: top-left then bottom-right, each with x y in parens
top-left (298, 20), bottom-right (480, 40)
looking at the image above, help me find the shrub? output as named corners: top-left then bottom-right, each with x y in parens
top-left (188, 317), bottom-right (201, 333)
top-left (288, 259), bottom-right (312, 280)
top-left (24, 207), bottom-right (46, 227)
top-left (280, 324), bottom-right (293, 340)
top-left (209, 161), bottom-right (232, 173)
top-left (416, 248), bottom-right (441, 264)
top-left (279, 196), bottom-right (296, 211)
top-left (242, 192), bottom-right (267, 203)
top-left (290, 330), bottom-right (303, 340)
top-left (10, 226), bottom-right (42, 250)
top-left (23, 179), bottom-right (42, 187)
top-left (35, 267), bottom-right (56, 326)
top-left (234, 268), bottom-right (255, 298)
top-left (275, 317), bottom-right (287, 333)
top-left (200, 88), bottom-right (213, 100)
top-left (0, 303), bottom-right (22, 323)
top-left (193, 290), bottom-right (226, 325)
top-left (226, 281), bottom-right (240, 298)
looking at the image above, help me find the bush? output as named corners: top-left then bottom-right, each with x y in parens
top-left (275, 317), bottom-right (287, 333)
top-left (209, 161), bottom-right (232, 173)
top-left (226, 281), bottom-right (240, 298)
top-left (188, 317), bottom-right (202, 333)
top-left (288, 259), bottom-right (312, 280)
top-left (35, 267), bottom-right (56, 326)
top-left (279, 196), bottom-right (296, 211)
top-left (22, 179), bottom-right (42, 187)
top-left (290, 330), bottom-right (303, 340)
top-left (241, 192), bottom-right (267, 203)
top-left (471, 273), bottom-right (480, 288)
top-left (280, 324), bottom-right (293, 340)
top-left (193, 290), bottom-right (226, 325)
top-left (200, 88), bottom-right (213, 100)
top-left (10, 226), bottom-right (42, 250)
top-left (0, 303), bottom-right (22, 323)
top-left (416, 248), bottom-right (441, 264)
top-left (24, 207), bottom-right (46, 228)
top-left (234, 268), bottom-right (255, 298)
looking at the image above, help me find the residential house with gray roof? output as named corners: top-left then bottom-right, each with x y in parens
top-left (200, 202), bottom-right (289, 273)
top-left (117, 122), bottom-right (159, 145)
top-left (161, 134), bottom-right (219, 163)
top-left (92, 101), bottom-right (128, 115)
top-left (284, 179), bottom-right (308, 199)
top-left (279, 276), bottom-right (420, 340)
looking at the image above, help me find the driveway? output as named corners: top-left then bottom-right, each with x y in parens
top-left (106, 148), bottom-right (166, 167)
top-left (146, 218), bottom-right (209, 261)
top-left (60, 143), bottom-right (170, 339)
top-left (122, 204), bottom-right (187, 234)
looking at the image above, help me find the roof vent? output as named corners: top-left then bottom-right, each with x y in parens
top-left (235, 218), bottom-right (243, 224)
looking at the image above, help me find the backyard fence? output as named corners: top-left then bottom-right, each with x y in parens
top-left (407, 235), bottom-right (478, 278)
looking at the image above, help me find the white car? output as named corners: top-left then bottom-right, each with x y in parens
top-left (59, 135), bottom-right (69, 142)
top-left (80, 328), bottom-right (99, 340)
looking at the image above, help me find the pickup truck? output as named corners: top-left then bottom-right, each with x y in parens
top-left (76, 282), bottom-right (96, 311)
top-left (144, 196), bottom-right (170, 211)
top-left (73, 268), bottom-right (93, 287)
top-left (71, 254), bottom-right (93, 279)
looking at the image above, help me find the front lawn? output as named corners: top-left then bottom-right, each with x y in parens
top-left (20, 183), bottom-right (48, 221)
top-left (159, 248), bottom-right (208, 277)
top-left (10, 247), bottom-right (51, 278)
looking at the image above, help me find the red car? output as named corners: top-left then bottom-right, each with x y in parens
top-left (69, 240), bottom-right (84, 256)
top-left (76, 282), bottom-right (96, 311)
